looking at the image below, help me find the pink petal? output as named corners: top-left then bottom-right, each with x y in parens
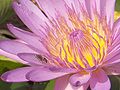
top-left (110, 35), bottom-right (120, 53)
top-left (112, 18), bottom-right (120, 41)
top-left (65, 0), bottom-right (115, 28)
top-left (107, 18), bottom-right (120, 55)
top-left (100, 0), bottom-right (115, 29)
top-left (103, 45), bottom-right (120, 66)
top-left (108, 18), bottom-right (120, 52)
top-left (65, 82), bottom-right (89, 90)
top-left (18, 53), bottom-right (48, 65)
top-left (12, 0), bottom-right (49, 36)
top-left (55, 75), bottom-right (89, 90)
top-left (69, 73), bottom-right (91, 87)
top-left (0, 40), bottom-right (36, 55)
top-left (103, 32), bottom-right (120, 65)
top-left (26, 67), bottom-right (76, 82)
top-left (54, 75), bottom-right (70, 90)
top-left (86, 0), bottom-right (115, 28)
top-left (0, 49), bottom-right (27, 64)
top-left (84, 0), bottom-right (100, 19)
top-left (36, 0), bottom-right (67, 19)
top-left (7, 24), bottom-right (48, 54)
top-left (107, 40), bottom-right (120, 56)
top-left (1, 67), bottom-right (34, 82)
top-left (103, 62), bottom-right (120, 75)
top-left (35, 0), bottom-right (73, 28)
top-left (64, 0), bottom-right (86, 20)
top-left (90, 69), bottom-right (111, 90)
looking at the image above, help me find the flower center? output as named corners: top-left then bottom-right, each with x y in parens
top-left (43, 5), bottom-right (112, 70)
top-left (70, 29), bottom-right (84, 42)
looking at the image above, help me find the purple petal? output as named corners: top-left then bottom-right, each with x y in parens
top-left (0, 49), bottom-right (28, 64)
top-left (0, 40), bottom-right (36, 55)
top-left (90, 69), bottom-right (111, 90)
top-left (86, 0), bottom-right (115, 28)
top-left (12, 0), bottom-right (49, 36)
top-left (18, 53), bottom-right (48, 65)
top-left (64, 0), bottom-right (86, 20)
top-left (84, 0), bottom-right (114, 27)
top-left (100, 0), bottom-right (115, 29)
top-left (112, 18), bottom-right (120, 41)
top-left (7, 24), bottom-right (48, 54)
top-left (107, 18), bottom-right (120, 54)
top-left (36, 0), bottom-right (73, 28)
top-left (103, 62), bottom-right (120, 75)
top-left (36, 0), bottom-right (67, 19)
top-left (65, 0), bottom-right (115, 29)
top-left (103, 45), bottom-right (120, 66)
top-left (102, 34), bottom-right (120, 65)
top-left (26, 67), bottom-right (76, 82)
top-left (65, 82), bottom-right (89, 90)
top-left (1, 67), bottom-right (34, 82)
top-left (55, 74), bottom-right (89, 90)
top-left (85, 0), bottom-right (100, 19)
top-left (54, 75), bottom-right (70, 90)
top-left (69, 73), bottom-right (91, 87)
top-left (107, 40), bottom-right (120, 56)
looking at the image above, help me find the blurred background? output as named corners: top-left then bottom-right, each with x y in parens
top-left (0, 0), bottom-right (120, 90)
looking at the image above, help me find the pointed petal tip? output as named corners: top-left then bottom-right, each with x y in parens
top-left (7, 23), bottom-right (13, 28)
top-left (0, 67), bottom-right (35, 82)
top-left (17, 53), bottom-right (45, 65)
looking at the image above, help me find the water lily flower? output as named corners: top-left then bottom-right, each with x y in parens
top-left (0, 0), bottom-right (120, 90)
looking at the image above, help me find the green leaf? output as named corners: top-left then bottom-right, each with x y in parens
top-left (0, 56), bottom-right (24, 74)
top-left (109, 75), bottom-right (120, 90)
top-left (0, 81), bottom-right (12, 90)
top-left (0, 81), bottom-right (49, 90)
top-left (0, 81), bottom-right (29, 90)
top-left (0, 56), bottom-right (18, 62)
top-left (11, 82), bottom-right (29, 90)
top-left (116, 0), bottom-right (120, 11)
top-left (0, 29), bottom-right (15, 40)
top-left (0, 0), bottom-right (13, 24)
top-left (45, 80), bottom-right (55, 90)
top-left (11, 82), bottom-right (49, 90)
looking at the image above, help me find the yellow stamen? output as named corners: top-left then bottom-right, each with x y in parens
top-left (44, 6), bottom-right (111, 69)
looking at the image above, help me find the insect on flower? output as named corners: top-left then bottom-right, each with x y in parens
top-left (0, 0), bottom-right (120, 90)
